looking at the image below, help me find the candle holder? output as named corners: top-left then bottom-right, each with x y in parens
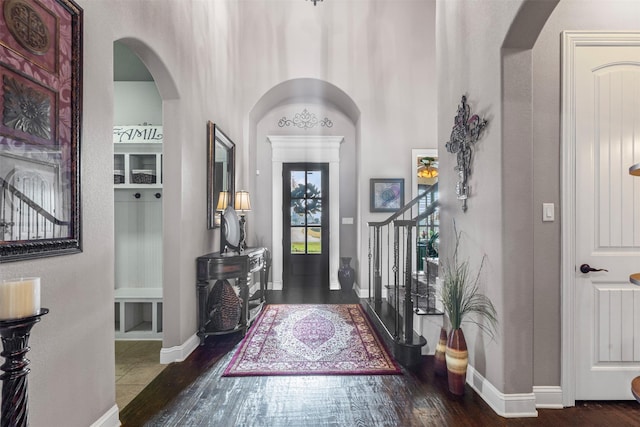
top-left (0, 309), bottom-right (48, 427)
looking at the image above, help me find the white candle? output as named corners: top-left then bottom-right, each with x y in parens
top-left (0, 277), bottom-right (41, 320)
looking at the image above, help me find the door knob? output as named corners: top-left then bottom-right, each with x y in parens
top-left (579, 264), bottom-right (608, 274)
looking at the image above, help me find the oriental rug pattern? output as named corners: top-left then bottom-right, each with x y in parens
top-left (223, 304), bottom-right (401, 376)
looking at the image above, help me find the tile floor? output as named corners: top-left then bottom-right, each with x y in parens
top-left (115, 340), bottom-right (166, 410)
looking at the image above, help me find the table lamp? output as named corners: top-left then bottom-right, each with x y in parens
top-left (234, 191), bottom-right (251, 251)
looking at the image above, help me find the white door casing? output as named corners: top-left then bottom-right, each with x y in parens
top-left (267, 135), bottom-right (344, 290)
top-left (562, 32), bottom-right (640, 404)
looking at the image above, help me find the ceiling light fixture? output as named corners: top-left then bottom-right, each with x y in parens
top-left (308, 0), bottom-right (323, 5)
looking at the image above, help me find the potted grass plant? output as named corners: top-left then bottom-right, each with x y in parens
top-left (439, 228), bottom-right (497, 395)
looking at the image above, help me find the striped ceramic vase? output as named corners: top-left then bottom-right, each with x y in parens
top-left (445, 328), bottom-right (468, 395)
top-left (434, 327), bottom-right (448, 376)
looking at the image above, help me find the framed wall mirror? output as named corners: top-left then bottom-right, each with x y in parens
top-left (0, 0), bottom-right (83, 262)
top-left (207, 121), bottom-right (235, 229)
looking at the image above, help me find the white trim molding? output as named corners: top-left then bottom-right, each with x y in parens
top-left (467, 364), bottom-right (538, 418)
top-left (160, 333), bottom-right (199, 364)
top-left (561, 31), bottom-right (640, 407)
top-left (90, 405), bottom-right (120, 427)
top-left (267, 135), bottom-right (345, 290)
top-left (533, 386), bottom-right (564, 409)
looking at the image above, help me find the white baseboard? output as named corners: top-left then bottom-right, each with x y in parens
top-left (271, 280), bottom-right (283, 290)
top-left (90, 404), bottom-right (120, 427)
top-left (160, 333), bottom-right (199, 364)
top-left (533, 386), bottom-right (564, 409)
top-left (467, 364), bottom-right (538, 418)
top-left (355, 283), bottom-right (368, 298)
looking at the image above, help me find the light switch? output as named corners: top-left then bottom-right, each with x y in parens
top-left (342, 217), bottom-right (354, 225)
top-left (543, 203), bottom-right (554, 222)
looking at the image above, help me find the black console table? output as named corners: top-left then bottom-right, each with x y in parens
top-left (196, 247), bottom-right (270, 344)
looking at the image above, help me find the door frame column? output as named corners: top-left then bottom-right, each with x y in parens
top-left (268, 135), bottom-right (344, 290)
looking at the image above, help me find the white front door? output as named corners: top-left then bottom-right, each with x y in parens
top-left (567, 32), bottom-right (640, 400)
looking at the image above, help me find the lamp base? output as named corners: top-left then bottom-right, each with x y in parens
top-left (238, 215), bottom-right (247, 252)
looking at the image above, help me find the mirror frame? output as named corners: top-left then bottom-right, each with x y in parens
top-left (0, 0), bottom-right (83, 262)
top-left (207, 121), bottom-right (235, 229)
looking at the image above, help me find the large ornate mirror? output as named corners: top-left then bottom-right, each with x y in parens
top-left (207, 121), bottom-right (235, 229)
top-left (0, 0), bottom-right (82, 262)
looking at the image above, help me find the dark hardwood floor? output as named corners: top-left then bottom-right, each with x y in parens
top-left (120, 289), bottom-right (640, 426)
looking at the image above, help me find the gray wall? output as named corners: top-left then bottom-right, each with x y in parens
top-left (437, 0), bottom-right (640, 397)
top-left (114, 82), bottom-right (162, 126)
top-left (253, 102), bottom-right (358, 265)
top-left (437, 0), bottom-right (523, 394)
top-left (8, 0), bottom-right (636, 424)
top-left (531, 0), bottom-right (640, 387)
top-left (1, 1), bottom-right (437, 425)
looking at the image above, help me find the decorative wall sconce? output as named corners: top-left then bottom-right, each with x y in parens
top-left (445, 95), bottom-right (488, 212)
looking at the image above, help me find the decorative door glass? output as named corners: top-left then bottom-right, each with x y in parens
top-left (290, 169), bottom-right (323, 254)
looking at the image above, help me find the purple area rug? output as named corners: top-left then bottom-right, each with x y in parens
top-left (223, 304), bottom-right (401, 376)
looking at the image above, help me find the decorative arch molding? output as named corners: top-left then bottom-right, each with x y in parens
top-left (246, 78), bottom-right (361, 294)
top-left (267, 135), bottom-right (344, 291)
top-left (499, 0), bottom-right (561, 412)
top-left (116, 37), bottom-right (180, 101)
top-left (249, 78), bottom-right (360, 125)
top-left (502, 0), bottom-right (560, 49)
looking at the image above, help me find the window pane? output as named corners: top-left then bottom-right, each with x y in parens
top-left (290, 171), bottom-right (306, 199)
top-left (307, 227), bottom-right (322, 253)
top-left (307, 170), bottom-right (322, 198)
top-left (307, 199), bottom-right (321, 225)
top-left (291, 227), bottom-right (305, 253)
top-left (291, 200), bottom-right (306, 226)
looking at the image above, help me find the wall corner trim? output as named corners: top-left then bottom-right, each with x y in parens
top-left (90, 404), bottom-right (120, 427)
top-left (533, 386), bottom-right (564, 409)
top-left (160, 333), bottom-right (200, 364)
top-left (467, 364), bottom-right (538, 418)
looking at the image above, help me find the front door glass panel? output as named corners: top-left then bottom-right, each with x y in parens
top-left (289, 169), bottom-right (323, 254)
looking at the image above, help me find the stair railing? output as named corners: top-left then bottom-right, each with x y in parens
top-left (0, 176), bottom-right (69, 241)
top-left (366, 183), bottom-right (439, 352)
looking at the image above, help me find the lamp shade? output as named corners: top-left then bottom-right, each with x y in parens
top-left (216, 191), bottom-right (229, 211)
top-left (235, 191), bottom-right (252, 212)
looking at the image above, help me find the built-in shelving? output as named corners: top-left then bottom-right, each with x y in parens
top-left (114, 125), bottom-right (164, 339)
top-left (114, 143), bottom-right (162, 189)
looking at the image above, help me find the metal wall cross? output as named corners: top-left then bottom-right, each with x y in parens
top-left (445, 95), bottom-right (488, 212)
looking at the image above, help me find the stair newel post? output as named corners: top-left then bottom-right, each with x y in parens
top-left (368, 227), bottom-right (372, 305)
top-left (392, 221), bottom-right (400, 339)
top-left (374, 225), bottom-right (382, 312)
top-left (404, 222), bottom-right (414, 344)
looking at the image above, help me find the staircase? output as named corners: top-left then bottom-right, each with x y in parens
top-left (0, 176), bottom-right (70, 242)
top-left (364, 183), bottom-right (441, 367)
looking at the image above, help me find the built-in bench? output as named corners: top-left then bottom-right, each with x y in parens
top-left (114, 288), bottom-right (163, 339)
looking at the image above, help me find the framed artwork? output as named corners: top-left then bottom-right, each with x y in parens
top-left (0, 0), bottom-right (83, 262)
top-left (370, 178), bottom-right (404, 212)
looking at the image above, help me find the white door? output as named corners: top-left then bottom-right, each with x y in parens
top-left (570, 33), bottom-right (640, 400)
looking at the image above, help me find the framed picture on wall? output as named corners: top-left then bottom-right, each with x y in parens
top-left (370, 178), bottom-right (404, 212)
top-left (0, 0), bottom-right (83, 262)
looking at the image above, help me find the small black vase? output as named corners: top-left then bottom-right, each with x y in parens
top-left (338, 257), bottom-right (355, 291)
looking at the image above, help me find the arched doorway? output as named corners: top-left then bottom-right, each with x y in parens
top-left (247, 79), bottom-right (361, 293)
top-left (112, 38), bottom-right (179, 411)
